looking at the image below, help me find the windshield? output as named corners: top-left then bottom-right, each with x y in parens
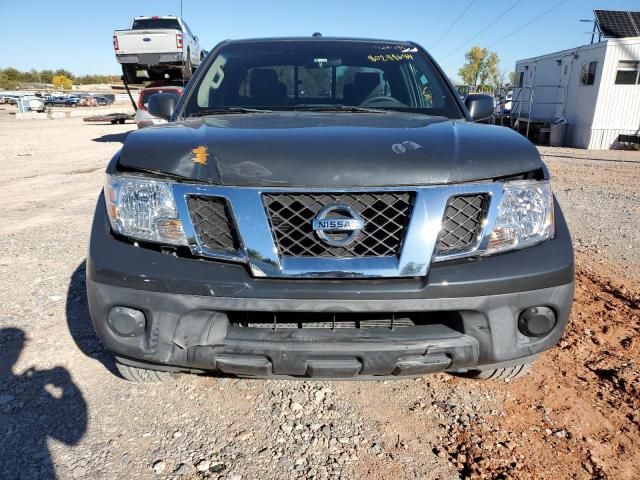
top-left (183, 40), bottom-right (463, 118)
top-left (132, 18), bottom-right (181, 30)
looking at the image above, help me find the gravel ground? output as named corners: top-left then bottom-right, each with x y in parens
top-left (541, 146), bottom-right (640, 281)
top-left (0, 116), bottom-right (638, 479)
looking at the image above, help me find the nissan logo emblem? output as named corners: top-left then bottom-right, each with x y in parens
top-left (312, 204), bottom-right (365, 247)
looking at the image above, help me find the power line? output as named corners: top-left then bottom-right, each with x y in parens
top-left (440, 0), bottom-right (526, 61)
top-left (486, 0), bottom-right (568, 49)
top-left (429, 0), bottom-right (478, 49)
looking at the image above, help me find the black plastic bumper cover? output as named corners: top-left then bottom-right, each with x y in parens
top-left (87, 279), bottom-right (573, 378)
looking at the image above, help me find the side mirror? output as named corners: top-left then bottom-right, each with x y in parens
top-left (147, 93), bottom-right (178, 120)
top-left (464, 93), bottom-right (494, 122)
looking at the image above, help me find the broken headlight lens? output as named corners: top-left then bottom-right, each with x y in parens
top-left (486, 180), bottom-right (554, 254)
top-left (104, 174), bottom-right (187, 246)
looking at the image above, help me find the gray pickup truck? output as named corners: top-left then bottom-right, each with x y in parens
top-left (87, 37), bottom-right (574, 381)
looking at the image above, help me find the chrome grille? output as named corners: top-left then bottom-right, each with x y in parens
top-left (436, 194), bottom-right (487, 254)
top-left (187, 196), bottom-right (240, 254)
top-left (263, 192), bottom-right (414, 257)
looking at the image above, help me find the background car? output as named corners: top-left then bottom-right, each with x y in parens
top-left (65, 97), bottom-right (81, 107)
top-left (94, 96), bottom-right (113, 106)
top-left (44, 96), bottom-right (69, 107)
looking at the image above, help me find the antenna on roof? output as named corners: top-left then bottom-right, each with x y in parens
top-left (180, 0), bottom-right (183, 18)
top-left (312, 32), bottom-right (322, 38)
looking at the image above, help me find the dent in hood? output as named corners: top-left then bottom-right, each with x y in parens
top-left (118, 111), bottom-right (544, 187)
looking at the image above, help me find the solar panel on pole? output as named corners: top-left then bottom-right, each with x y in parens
top-left (594, 10), bottom-right (640, 38)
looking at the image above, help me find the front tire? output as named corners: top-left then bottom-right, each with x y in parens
top-left (453, 362), bottom-right (532, 381)
top-left (115, 362), bottom-right (176, 382)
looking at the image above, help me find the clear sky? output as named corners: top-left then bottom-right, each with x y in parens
top-left (1, 0), bottom-right (638, 82)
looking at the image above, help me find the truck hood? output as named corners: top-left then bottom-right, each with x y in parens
top-left (118, 111), bottom-right (544, 186)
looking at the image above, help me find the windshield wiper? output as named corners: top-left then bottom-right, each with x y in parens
top-left (187, 107), bottom-right (273, 117)
top-left (292, 104), bottom-right (389, 113)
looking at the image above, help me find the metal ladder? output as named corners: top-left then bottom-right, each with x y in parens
top-left (510, 85), bottom-right (568, 140)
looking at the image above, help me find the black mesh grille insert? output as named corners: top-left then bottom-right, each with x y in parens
top-left (187, 196), bottom-right (240, 254)
top-left (436, 194), bottom-right (487, 254)
top-left (263, 192), bottom-right (414, 257)
top-left (228, 311), bottom-right (463, 330)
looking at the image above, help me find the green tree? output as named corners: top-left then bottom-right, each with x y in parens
top-left (0, 67), bottom-right (119, 88)
top-left (52, 74), bottom-right (73, 90)
top-left (2, 67), bottom-right (21, 82)
top-left (508, 71), bottom-right (516, 86)
top-left (75, 74), bottom-right (117, 85)
top-left (40, 70), bottom-right (54, 84)
top-left (24, 68), bottom-right (39, 83)
top-left (0, 71), bottom-right (17, 89)
top-left (458, 46), bottom-right (501, 89)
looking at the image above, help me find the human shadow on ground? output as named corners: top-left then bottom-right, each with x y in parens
top-left (0, 327), bottom-right (87, 479)
top-left (65, 261), bottom-right (118, 377)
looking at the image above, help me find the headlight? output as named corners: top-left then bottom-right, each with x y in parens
top-left (486, 180), bottom-right (554, 254)
top-left (104, 174), bottom-right (187, 246)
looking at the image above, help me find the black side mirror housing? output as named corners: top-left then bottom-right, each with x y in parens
top-left (147, 93), bottom-right (178, 120)
top-left (464, 93), bottom-right (494, 122)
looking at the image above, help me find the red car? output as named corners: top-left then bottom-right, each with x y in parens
top-left (135, 85), bottom-right (183, 128)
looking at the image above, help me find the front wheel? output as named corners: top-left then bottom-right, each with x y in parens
top-left (115, 362), bottom-right (176, 382)
top-left (452, 362), bottom-right (532, 381)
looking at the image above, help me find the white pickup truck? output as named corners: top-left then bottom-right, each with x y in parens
top-left (114, 16), bottom-right (203, 82)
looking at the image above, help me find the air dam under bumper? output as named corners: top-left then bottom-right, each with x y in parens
top-left (87, 280), bottom-right (574, 378)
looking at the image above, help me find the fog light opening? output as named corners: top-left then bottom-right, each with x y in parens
top-left (107, 306), bottom-right (146, 337)
top-left (518, 307), bottom-right (556, 337)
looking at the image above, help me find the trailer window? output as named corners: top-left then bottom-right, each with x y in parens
top-left (580, 61), bottom-right (597, 86)
top-left (615, 60), bottom-right (639, 85)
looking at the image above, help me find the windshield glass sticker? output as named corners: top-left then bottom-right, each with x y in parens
top-left (313, 58), bottom-right (328, 68)
top-left (373, 44), bottom-right (406, 51)
top-left (210, 56), bottom-right (227, 89)
top-left (367, 53), bottom-right (414, 63)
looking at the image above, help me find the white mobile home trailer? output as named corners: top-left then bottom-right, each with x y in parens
top-left (513, 37), bottom-right (640, 149)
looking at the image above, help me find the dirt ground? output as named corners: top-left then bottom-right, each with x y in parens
top-left (0, 114), bottom-right (638, 480)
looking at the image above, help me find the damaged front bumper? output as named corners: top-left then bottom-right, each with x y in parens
top-left (87, 194), bottom-right (575, 379)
